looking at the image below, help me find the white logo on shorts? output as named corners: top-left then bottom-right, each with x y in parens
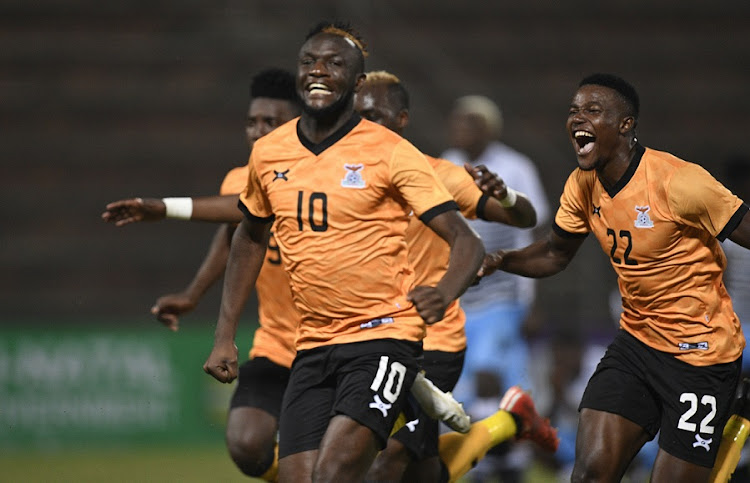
top-left (369, 394), bottom-right (392, 417)
top-left (693, 434), bottom-right (712, 451)
top-left (406, 418), bottom-right (420, 432)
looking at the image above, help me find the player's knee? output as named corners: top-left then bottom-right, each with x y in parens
top-left (226, 432), bottom-right (275, 477)
top-left (571, 451), bottom-right (619, 483)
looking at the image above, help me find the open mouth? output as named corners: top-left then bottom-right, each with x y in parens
top-left (307, 83), bottom-right (331, 96)
top-left (574, 130), bottom-right (595, 155)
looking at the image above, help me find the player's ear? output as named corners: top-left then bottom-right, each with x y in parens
top-left (620, 116), bottom-right (636, 135)
top-left (397, 109), bottom-right (409, 131)
top-left (353, 73), bottom-right (366, 92)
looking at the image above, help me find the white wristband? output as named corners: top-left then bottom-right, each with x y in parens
top-left (498, 188), bottom-right (518, 208)
top-left (163, 197), bottom-right (193, 220)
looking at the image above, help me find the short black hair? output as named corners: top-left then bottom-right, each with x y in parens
top-left (250, 68), bottom-right (298, 102)
top-left (579, 73), bottom-right (640, 119)
top-left (305, 20), bottom-right (368, 75)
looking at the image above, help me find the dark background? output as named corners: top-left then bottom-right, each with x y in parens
top-left (3, 0), bottom-right (749, 334)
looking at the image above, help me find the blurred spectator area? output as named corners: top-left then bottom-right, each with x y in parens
top-left (2, 0), bottom-right (750, 326)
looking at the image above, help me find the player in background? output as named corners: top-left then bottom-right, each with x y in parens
top-left (103, 68), bottom-right (301, 481)
top-left (202, 21), bottom-right (484, 482)
top-left (354, 70), bottom-right (558, 483)
top-left (476, 73), bottom-right (750, 482)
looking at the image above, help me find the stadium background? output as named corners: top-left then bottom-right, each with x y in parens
top-left (2, 1), bottom-right (750, 481)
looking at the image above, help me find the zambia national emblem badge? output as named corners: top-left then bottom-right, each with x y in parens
top-left (634, 205), bottom-right (654, 228)
top-left (341, 163), bottom-right (366, 189)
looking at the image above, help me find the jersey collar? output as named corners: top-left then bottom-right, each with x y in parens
top-left (604, 143), bottom-right (645, 198)
top-left (297, 113), bottom-right (362, 156)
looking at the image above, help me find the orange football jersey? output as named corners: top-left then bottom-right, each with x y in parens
top-left (220, 166), bottom-right (297, 368)
top-left (240, 115), bottom-right (457, 350)
top-left (554, 145), bottom-right (747, 365)
top-left (407, 156), bottom-right (486, 352)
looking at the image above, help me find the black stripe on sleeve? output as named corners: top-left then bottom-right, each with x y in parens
top-left (717, 203), bottom-right (749, 241)
top-left (419, 200), bottom-right (460, 224)
top-left (552, 221), bottom-right (589, 239)
top-left (475, 194), bottom-right (491, 221)
top-left (238, 200), bottom-right (275, 224)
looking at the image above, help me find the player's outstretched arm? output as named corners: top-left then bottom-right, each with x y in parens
top-left (408, 210), bottom-right (484, 324)
top-left (479, 230), bottom-right (584, 280)
top-left (152, 223), bottom-right (235, 332)
top-left (190, 195), bottom-right (244, 223)
top-left (102, 194), bottom-right (243, 226)
top-left (465, 163), bottom-right (537, 228)
top-left (101, 197), bottom-right (166, 226)
top-left (203, 218), bottom-right (270, 384)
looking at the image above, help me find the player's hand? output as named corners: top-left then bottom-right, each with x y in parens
top-left (101, 198), bottom-right (166, 227)
top-left (464, 163), bottom-right (508, 200)
top-left (407, 286), bottom-right (448, 325)
top-left (203, 340), bottom-right (238, 383)
top-left (477, 251), bottom-right (504, 279)
top-left (151, 292), bottom-right (197, 332)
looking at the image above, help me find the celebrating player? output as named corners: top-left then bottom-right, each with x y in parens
top-left (202, 21), bottom-right (484, 482)
top-left (477, 73), bottom-right (750, 482)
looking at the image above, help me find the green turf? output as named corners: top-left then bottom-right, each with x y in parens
top-left (0, 446), bottom-right (264, 483)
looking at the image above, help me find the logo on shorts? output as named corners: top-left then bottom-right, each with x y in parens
top-left (634, 205), bottom-right (654, 228)
top-left (406, 418), bottom-right (420, 432)
top-left (678, 341), bottom-right (709, 351)
top-left (341, 164), bottom-right (366, 189)
top-left (693, 434), bottom-right (713, 451)
top-left (369, 394), bottom-right (392, 417)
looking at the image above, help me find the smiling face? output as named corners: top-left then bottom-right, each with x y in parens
top-left (296, 32), bottom-right (365, 119)
top-left (566, 84), bottom-right (635, 171)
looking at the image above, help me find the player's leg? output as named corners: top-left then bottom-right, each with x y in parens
top-left (439, 385), bottom-right (558, 482)
top-left (572, 408), bottom-right (652, 482)
top-left (276, 347), bottom-right (335, 483)
top-left (313, 339), bottom-right (421, 482)
top-left (226, 407), bottom-right (278, 478)
top-left (571, 331), bottom-right (661, 482)
top-left (225, 358), bottom-right (289, 480)
top-left (710, 378), bottom-right (750, 482)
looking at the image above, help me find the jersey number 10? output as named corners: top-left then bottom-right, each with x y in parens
top-left (297, 191), bottom-right (329, 232)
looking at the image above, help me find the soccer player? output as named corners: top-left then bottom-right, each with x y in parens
top-left (103, 68), bottom-right (302, 481)
top-left (202, 21), bottom-right (484, 482)
top-left (476, 73), bottom-right (750, 482)
top-left (354, 70), bottom-right (558, 483)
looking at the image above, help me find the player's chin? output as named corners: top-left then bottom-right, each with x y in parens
top-left (576, 155), bottom-right (598, 171)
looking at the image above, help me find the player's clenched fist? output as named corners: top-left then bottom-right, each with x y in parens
top-left (203, 340), bottom-right (239, 383)
top-left (407, 285), bottom-right (448, 325)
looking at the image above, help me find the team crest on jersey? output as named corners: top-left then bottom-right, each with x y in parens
top-left (341, 164), bottom-right (366, 188)
top-left (634, 205), bottom-right (654, 228)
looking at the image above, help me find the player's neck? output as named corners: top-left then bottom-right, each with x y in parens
top-left (299, 108), bottom-right (356, 145)
top-left (596, 143), bottom-right (639, 190)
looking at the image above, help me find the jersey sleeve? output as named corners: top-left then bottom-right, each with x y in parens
top-left (219, 165), bottom-right (249, 196)
top-left (668, 163), bottom-right (746, 240)
top-left (390, 141), bottom-right (456, 222)
top-left (553, 169), bottom-right (591, 237)
top-left (434, 159), bottom-right (484, 220)
top-left (238, 154), bottom-right (274, 223)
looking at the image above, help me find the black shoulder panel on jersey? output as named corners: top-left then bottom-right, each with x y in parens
top-left (419, 200), bottom-right (460, 225)
top-left (605, 143), bottom-right (645, 198)
top-left (552, 221), bottom-right (589, 239)
top-left (297, 113), bottom-right (362, 155)
top-left (476, 194), bottom-right (490, 221)
top-left (717, 203), bottom-right (749, 241)
top-left (238, 199), bottom-right (275, 224)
